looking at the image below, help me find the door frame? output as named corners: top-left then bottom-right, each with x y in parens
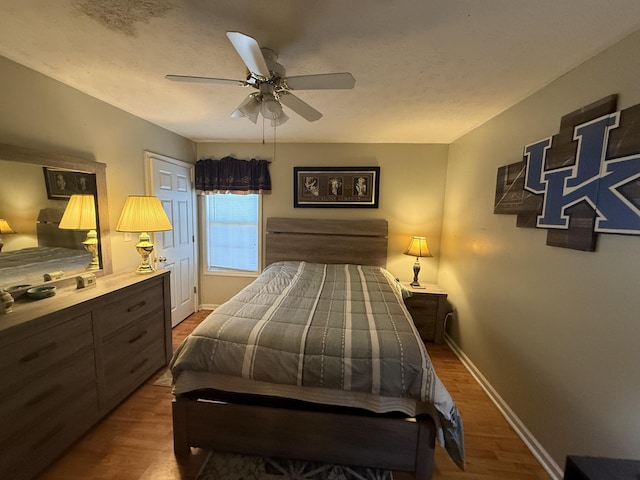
top-left (143, 151), bottom-right (199, 316)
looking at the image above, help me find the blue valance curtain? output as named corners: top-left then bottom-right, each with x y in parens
top-left (195, 156), bottom-right (272, 194)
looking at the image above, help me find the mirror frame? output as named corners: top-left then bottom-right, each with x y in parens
top-left (0, 143), bottom-right (113, 276)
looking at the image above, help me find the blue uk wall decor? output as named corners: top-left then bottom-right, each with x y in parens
top-left (494, 94), bottom-right (640, 251)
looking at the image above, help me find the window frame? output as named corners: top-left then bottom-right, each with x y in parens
top-left (200, 193), bottom-right (262, 278)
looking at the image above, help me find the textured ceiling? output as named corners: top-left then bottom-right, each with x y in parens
top-left (1, 1), bottom-right (640, 143)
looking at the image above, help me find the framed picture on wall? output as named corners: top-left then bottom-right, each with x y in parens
top-left (43, 167), bottom-right (96, 199)
top-left (294, 166), bottom-right (380, 208)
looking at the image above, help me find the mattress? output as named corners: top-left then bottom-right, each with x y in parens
top-left (0, 246), bottom-right (92, 288)
top-left (170, 261), bottom-right (464, 467)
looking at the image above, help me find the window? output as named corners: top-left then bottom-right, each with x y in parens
top-left (203, 193), bottom-right (261, 274)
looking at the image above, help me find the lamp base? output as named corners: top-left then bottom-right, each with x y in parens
top-left (410, 257), bottom-right (421, 287)
top-left (83, 230), bottom-right (100, 271)
top-left (135, 261), bottom-right (156, 275)
top-left (135, 232), bottom-right (156, 275)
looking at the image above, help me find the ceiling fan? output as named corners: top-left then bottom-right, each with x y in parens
top-left (166, 31), bottom-right (355, 126)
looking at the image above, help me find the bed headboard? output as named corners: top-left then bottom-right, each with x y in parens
top-left (36, 208), bottom-right (85, 249)
top-left (265, 217), bottom-right (388, 267)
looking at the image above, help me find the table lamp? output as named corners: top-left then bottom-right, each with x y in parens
top-left (116, 195), bottom-right (172, 274)
top-left (0, 218), bottom-right (15, 252)
top-left (403, 236), bottom-right (432, 287)
top-left (59, 195), bottom-right (100, 270)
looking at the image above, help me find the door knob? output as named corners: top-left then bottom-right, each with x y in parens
top-left (157, 256), bottom-right (167, 262)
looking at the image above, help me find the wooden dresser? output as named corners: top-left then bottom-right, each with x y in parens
top-left (0, 270), bottom-right (171, 480)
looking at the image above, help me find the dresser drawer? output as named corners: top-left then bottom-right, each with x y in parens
top-left (0, 347), bottom-right (97, 442)
top-left (103, 311), bottom-right (164, 366)
top-left (101, 312), bottom-right (165, 407)
top-left (96, 280), bottom-right (164, 337)
top-left (0, 313), bottom-right (93, 394)
top-left (0, 383), bottom-right (98, 480)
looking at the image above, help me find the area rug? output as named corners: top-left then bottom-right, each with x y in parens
top-left (195, 451), bottom-right (393, 480)
top-left (152, 368), bottom-right (172, 387)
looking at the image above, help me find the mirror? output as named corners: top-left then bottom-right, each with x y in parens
top-left (0, 143), bottom-right (112, 290)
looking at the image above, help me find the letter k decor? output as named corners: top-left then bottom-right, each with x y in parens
top-left (494, 94), bottom-right (640, 252)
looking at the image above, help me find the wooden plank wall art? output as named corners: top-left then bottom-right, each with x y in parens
top-left (494, 94), bottom-right (640, 251)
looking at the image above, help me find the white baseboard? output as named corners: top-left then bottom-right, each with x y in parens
top-left (444, 335), bottom-right (563, 480)
top-left (199, 303), bottom-right (220, 311)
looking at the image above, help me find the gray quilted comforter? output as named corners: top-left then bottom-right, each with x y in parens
top-left (170, 261), bottom-right (464, 467)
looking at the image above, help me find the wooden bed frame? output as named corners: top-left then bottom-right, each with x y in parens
top-left (172, 218), bottom-right (437, 479)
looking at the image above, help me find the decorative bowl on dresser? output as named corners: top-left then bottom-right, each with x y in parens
top-left (25, 285), bottom-right (57, 300)
top-left (0, 270), bottom-right (171, 480)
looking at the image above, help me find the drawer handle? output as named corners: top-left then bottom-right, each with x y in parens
top-left (25, 384), bottom-right (62, 408)
top-left (21, 342), bottom-right (57, 363)
top-left (130, 358), bottom-right (149, 375)
top-left (127, 300), bottom-right (147, 312)
top-left (129, 330), bottom-right (148, 344)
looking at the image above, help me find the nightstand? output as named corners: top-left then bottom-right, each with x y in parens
top-left (564, 455), bottom-right (640, 479)
top-left (402, 283), bottom-right (449, 343)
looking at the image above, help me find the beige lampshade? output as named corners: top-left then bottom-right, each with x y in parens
top-left (58, 195), bottom-right (100, 270)
top-left (116, 195), bottom-right (172, 233)
top-left (0, 218), bottom-right (15, 234)
top-left (59, 195), bottom-right (97, 230)
top-left (403, 236), bottom-right (432, 258)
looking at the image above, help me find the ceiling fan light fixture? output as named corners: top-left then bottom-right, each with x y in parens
top-left (271, 111), bottom-right (289, 126)
top-left (260, 93), bottom-right (282, 120)
top-left (232, 94), bottom-right (260, 123)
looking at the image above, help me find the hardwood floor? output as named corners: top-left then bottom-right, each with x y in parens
top-left (411, 345), bottom-right (551, 480)
top-left (38, 310), bottom-right (551, 480)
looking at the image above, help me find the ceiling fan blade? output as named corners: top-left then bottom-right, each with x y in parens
top-left (285, 73), bottom-right (355, 90)
top-left (226, 31), bottom-right (270, 78)
top-left (165, 74), bottom-right (246, 86)
top-left (279, 92), bottom-right (323, 122)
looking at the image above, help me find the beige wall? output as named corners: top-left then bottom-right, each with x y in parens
top-left (196, 142), bottom-right (449, 305)
top-left (440, 29), bottom-right (640, 471)
top-left (0, 55), bottom-right (196, 274)
top-left (0, 160), bottom-right (54, 251)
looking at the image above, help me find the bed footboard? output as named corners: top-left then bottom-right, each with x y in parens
top-left (172, 396), bottom-right (435, 480)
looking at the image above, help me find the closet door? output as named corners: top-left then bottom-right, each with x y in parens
top-left (146, 152), bottom-right (197, 327)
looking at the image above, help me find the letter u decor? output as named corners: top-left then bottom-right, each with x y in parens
top-left (493, 94), bottom-right (640, 251)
